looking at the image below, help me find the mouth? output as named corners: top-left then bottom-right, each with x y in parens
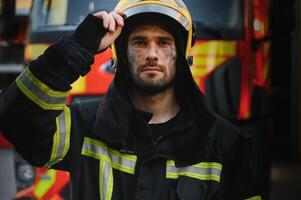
top-left (142, 66), bottom-right (162, 72)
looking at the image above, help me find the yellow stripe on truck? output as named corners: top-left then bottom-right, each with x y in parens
top-left (190, 41), bottom-right (237, 83)
top-left (25, 44), bottom-right (49, 61)
top-left (191, 41), bottom-right (236, 56)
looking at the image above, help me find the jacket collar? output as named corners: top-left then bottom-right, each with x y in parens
top-left (92, 80), bottom-right (204, 142)
top-left (92, 81), bottom-right (221, 166)
top-left (92, 82), bottom-right (137, 143)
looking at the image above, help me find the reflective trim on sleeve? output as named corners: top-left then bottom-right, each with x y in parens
top-left (245, 196), bottom-right (262, 200)
top-left (44, 107), bottom-right (71, 168)
top-left (81, 137), bottom-right (137, 174)
top-left (166, 160), bottom-right (222, 182)
top-left (99, 160), bottom-right (114, 200)
top-left (16, 68), bottom-right (67, 110)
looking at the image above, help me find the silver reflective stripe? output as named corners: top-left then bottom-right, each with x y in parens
top-left (124, 4), bottom-right (190, 30)
top-left (179, 16), bottom-right (189, 31)
top-left (99, 160), bottom-right (113, 200)
top-left (110, 152), bottom-right (136, 174)
top-left (167, 164), bottom-right (221, 177)
top-left (82, 139), bottom-right (110, 161)
top-left (81, 137), bottom-right (137, 174)
top-left (45, 107), bottom-right (71, 168)
top-left (18, 71), bottom-right (67, 104)
top-left (55, 110), bottom-right (67, 159)
top-left (16, 68), bottom-right (67, 110)
top-left (166, 160), bottom-right (222, 182)
top-left (82, 137), bottom-right (136, 200)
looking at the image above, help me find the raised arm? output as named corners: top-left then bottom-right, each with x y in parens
top-left (0, 11), bottom-right (124, 171)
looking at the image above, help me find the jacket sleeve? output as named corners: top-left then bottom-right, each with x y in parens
top-left (219, 133), bottom-right (263, 200)
top-left (0, 14), bottom-right (106, 171)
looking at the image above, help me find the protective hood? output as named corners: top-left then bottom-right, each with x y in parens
top-left (93, 36), bottom-right (215, 143)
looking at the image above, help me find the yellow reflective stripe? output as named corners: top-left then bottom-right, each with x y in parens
top-left (167, 171), bottom-right (221, 182)
top-left (245, 195), bottom-right (262, 200)
top-left (45, 117), bottom-right (60, 167)
top-left (24, 68), bottom-right (67, 97)
top-left (83, 137), bottom-right (137, 162)
top-left (44, 107), bottom-right (71, 168)
top-left (110, 148), bottom-right (137, 162)
top-left (99, 160), bottom-right (113, 200)
top-left (81, 137), bottom-right (137, 175)
top-left (111, 161), bottom-right (135, 174)
top-left (167, 160), bottom-right (222, 169)
top-left (16, 68), bottom-right (67, 110)
top-left (107, 165), bottom-right (113, 200)
top-left (194, 162), bottom-right (222, 170)
top-left (16, 76), bottom-right (65, 110)
top-left (166, 160), bottom-right (222, 182)
top-left (82, 149), bottom-right (111, 162)
top-left (84, 137), bottom-right (110, 151)
top-left (33, 169), bottom-right (56, 198)
top-left (99, 161), bottom-right (105, 200)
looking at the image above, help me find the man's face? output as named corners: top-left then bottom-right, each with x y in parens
top-left (127, 24), bottom-right (177, 94)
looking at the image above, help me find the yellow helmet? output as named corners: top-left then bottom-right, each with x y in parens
top-left (112, 0), bottom-right (194, 65)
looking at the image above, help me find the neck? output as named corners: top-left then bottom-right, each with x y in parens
top-left (133, 87), bottom-right (180, 124)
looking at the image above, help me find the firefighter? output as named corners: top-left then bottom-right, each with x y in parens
top-left (0, 0), bottom-right (262, 199)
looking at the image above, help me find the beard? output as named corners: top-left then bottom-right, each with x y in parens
top-left (131, 74), bottom-right (175, 94)
top-left (128, 64), bottom-right (176, 95)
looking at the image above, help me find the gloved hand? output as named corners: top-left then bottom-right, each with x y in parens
top-left (71, 11), bottom-right (125, 54)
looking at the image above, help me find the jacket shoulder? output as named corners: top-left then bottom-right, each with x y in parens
top-left (208, 114), bottom-right (240, 153)
top-left (69, 97), bottom-right (102, 130)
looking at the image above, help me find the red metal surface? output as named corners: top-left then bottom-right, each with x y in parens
top-left (236, 0), bottom-right (253, 120)
top-left (86, 49), bottom-right (114, 94)
top-left (0, 133), bottom-right (12, 148)
top-left (16, 168), bottom-right (70, 200)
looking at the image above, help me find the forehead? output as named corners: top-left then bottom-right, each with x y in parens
top-left (128, 24), bottom-right (174, 39)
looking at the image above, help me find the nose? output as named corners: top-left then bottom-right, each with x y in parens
top-left (146, 42), bottom-right (159, 61)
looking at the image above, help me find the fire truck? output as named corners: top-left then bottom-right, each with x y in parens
top-left (1, 0), bottom-right (271, 199)
top-left (0, 0), bottom-right (35, 199)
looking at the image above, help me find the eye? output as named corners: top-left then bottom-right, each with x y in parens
top-left (159, 41), bottom-right (167, 45)
top-left (132, 40), bottom-right (147, 47)
top-left (158, 39), bottom-right (171, 47)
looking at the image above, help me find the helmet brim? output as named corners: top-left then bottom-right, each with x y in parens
top-left (123, 3), bottom-right (190, 31)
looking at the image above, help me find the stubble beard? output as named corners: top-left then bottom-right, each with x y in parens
top-left (129, 65), bottom-right (176, 95)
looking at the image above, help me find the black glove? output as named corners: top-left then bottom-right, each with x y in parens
top-left (71, 14), bottom-right (107, 54)
top-left (28, 14), bottom-right (107, 91)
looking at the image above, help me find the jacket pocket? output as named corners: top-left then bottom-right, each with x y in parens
top-left (176, 176), bottom-right (207, 200)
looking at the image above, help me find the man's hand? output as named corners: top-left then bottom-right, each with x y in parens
top-left (93, 11), bottom-right (125, 52)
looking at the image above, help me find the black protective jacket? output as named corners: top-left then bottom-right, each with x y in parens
top-left (0, 15), bottom-right (262, 200)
